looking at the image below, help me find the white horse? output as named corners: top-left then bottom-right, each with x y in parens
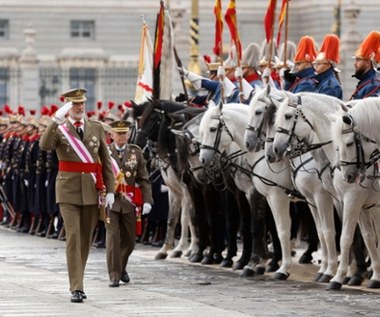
top-left (199, 102), bottom-right (293, 280)
top-left (244, 86), bottom-right (337, 282)
top-left (272, 92), bottom-right (380, 290)
top-left (340, 97), bottom-right (380, 147)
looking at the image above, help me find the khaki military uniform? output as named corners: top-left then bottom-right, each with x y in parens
top-left (106, 143), bottom-right (152, 282)
top-left (39, 118), bottom-right (115, 292)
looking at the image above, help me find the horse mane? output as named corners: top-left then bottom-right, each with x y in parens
top-left (138, 98), bottom-right (158, 127)
top-left (349, 97), bottom-right (380, 143)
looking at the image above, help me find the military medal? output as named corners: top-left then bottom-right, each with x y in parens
top-left (125, 171), bottom-right (131, 178)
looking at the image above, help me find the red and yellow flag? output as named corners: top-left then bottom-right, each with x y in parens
top-left (276, 0), bottom-right (288, 46)
top-left (264, 0), bottom-right (277, 43)
top-left (224, 0), bottom-right (242, 61)
top-left (153, 1), bottom-right (165, 69)
top-left (213, 0), bottom-right (223, 57)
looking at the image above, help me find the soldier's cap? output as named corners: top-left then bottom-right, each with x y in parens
top-left (294, 36), bottom-right (318, 63)
top-left (315, 34), bottom-right (340, 65)
top-left (110, 120), bottom-right (131, 133)
top-left (354, 31), bottom-right (380, 64)
top-left (61, 88), bottom-right (87, 103)
top-left (206, 62), bottom-right (220, 72)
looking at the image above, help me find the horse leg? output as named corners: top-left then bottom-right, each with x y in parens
top-left (328, 203), bottom-right (361, 290)
top-left (358, 210), bottom-right (380, 288)
top-left (155, 187), bottom-right (181, 260)
top-left (266, 192), bottom-right (292, 280)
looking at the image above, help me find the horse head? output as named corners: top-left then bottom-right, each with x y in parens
top-left (245, 85), bottom-right (285, 154)
top-left (331, 103), bottom-right (379, 184)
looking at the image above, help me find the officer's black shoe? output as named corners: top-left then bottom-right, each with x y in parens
top-left (78, 291), bottom-right (87, 299)
top-left (70, 291), bottom-right (83, 303)
top-left (121, 271), bottom-right (130, 284)
top-left (109, 280), bottom-right (120, 287)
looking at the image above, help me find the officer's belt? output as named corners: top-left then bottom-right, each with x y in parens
top-left (59, 161), bottom-right (99, 173)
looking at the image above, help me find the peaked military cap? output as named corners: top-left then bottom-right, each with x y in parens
top-left (61, 88), bottom-right (87, 103)
top-left (110, 120), bottom-right (131, 133)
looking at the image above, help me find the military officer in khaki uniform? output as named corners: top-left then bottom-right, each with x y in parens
top-left (107, 120), bottom-right (153, 287)
top-left (39, 88), bottom-right (115, 303)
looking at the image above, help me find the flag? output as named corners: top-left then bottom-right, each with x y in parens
top-left (224, 0), bottom-right (242, 61)
top-left (264, 0), bottom-right (276, 43)
top-left (135, 23), bottom-right (153, 103)
top-left (153, 1), bottom-right (165, 99)
top-left (276, 0), bottom-right (288, 47)
top-left (154, 1), bottom-right (165, 69)
top-left (213, 0), bottom-right (223, 57)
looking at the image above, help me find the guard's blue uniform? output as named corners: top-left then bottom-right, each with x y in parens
top-left (285, 68), bottom-right (317, 93)
top-left (313, 67), bottom-right (343, 100)
top-left (350, 68), bottom-right (380, 100)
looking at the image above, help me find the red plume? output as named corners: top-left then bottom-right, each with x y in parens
top-left (41, 106), bottom-right (50, 116)
top-left (59, 95), bottom-right (65, 102)
top-left (18, 105), bottom-right (25, 116)
top-left (97, 101), bottom-right (103, 110)
top-left (118, 104), bottom-right (125, 113)
top-left (30, 109), bottom-right (36, 116)
top-left (108, 101), bottom-right (115, 110)
top-left (87, 110), bottom-right (96, 118)
top-left (124, 100), bottom-right (132, 108)
top-left (4, 104), bottom-right (13, 114)
top-left (50, 104), bottom-right (59, 115)
top-left (203, 54), bottom-right (212, 64)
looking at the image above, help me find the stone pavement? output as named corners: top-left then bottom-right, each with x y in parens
top-left (0, 225), bottom-right (379, 317)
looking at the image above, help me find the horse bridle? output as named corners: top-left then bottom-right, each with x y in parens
top-left (276, 96), bottom-right (332, 158)
top-left (200, 114), bottom-right (234, 154)
top-left (337, 114), bottom-right (380, 175)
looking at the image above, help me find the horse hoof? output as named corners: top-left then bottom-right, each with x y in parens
top-left (189, 254), bottom-right (203, 263)
top-left (201, 256), bottom-right (214, 265)
top-left (314, 273), bottom-right (323, 282)
top-left (367, 279), bottom-right (380, 289)
top-left (273, 272), bottom-right (289, 280)
top-left (220, 259), bottom-right (233, 268)
top-left (256, 266), bottom-right (266, 275)
top-left (170, 250), bottom-right (183, 258)
top-left (154, 252), bottom-right (168, 260)
top-left (327, 281), bottom-right (342, 290)
top-left (232, 261), bottom-right (245, 271)
top-left (240, 267), bottom-right (255, 277)
top-left (342, 276), bottom-right (350, 285)
top-left (298, 253), bottom-right (313, 264)
top-left (266, 263), bottom-right (279, 273)
top-left (213, 254), bottom-right (224, 265)
top-left (366, 270), bottom-right (373, 279)
top-left (348, 274), bottom-right (364, 286)
top-left (318, 274), bottom-right (333, 283)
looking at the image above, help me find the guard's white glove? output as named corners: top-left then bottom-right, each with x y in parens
top-left (186, 71), bottom-right (203, 90)
top-left (217, 66), bottom-right (225, 78)
top-left (262, 67), bottom-right (271, 79)
top-left (178, 67), bottom-right (188, 77)
top-left (234, 66), bottom-right (243, 78)
top-left (24, 179), bottom-right (29, 187)
top-left (160, 184), bottom-right (169, 193)
top-left (286, 60), bottom-right (294, 69)
top-left (279, 68), bottom-right (286, 79)
top-left (53, 101), bottom-right (73, 124)
top-left (105, 193), bottom-right (115, 209)
top-left (142, 203), bottom-right (152, 215)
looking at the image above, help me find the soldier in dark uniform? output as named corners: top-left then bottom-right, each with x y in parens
top-left (106, 120), bottom-right (153, 287)
top-left (350, 31), bottom-right (380, 100)
top-left (313, 34), bottom-right (343, 99)
top-left (40, 88), bottom-right (115, 303)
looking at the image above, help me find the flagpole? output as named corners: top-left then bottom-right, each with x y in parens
top-left (283, 0), bottom-right (289, 68)
top-left (268, 0), bottom-right (277, 73)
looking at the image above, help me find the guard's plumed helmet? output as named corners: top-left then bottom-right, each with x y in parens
top-left (275, 40), bottom-right (297, 68)
top-left (294, 36), bottom-right (318, 63)
top-left (241, 42), bottom-right (261, 70)
top-left (354, 30), bottom-right (380, 66)
top-left (315, 34), bottom-right (340, 65)
top-left (224, 45), bottom-right (238, 70)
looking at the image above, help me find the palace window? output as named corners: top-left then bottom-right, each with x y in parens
top-left (69, 68), bottom-right (96, 109)
top-left (70, 20), bottom-right (95, 39)
top-left (0, 68), bottom-right (9, 105)
top-left (0, 20), bottom-right (9, 39)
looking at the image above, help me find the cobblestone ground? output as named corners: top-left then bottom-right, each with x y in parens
top-left (0, 226), bottom-right (379, 317)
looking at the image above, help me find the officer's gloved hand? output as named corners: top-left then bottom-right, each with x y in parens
top-left (178, 67), bottom-right (188, 77)
top-left (105, 193), bottom-right (115, 209)
top-left (53, 102), bottom-right (73, 124)
top-left (261, 67), bottom-right (271, 80)
top-left (142, 203), bottom-right (152, 215)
